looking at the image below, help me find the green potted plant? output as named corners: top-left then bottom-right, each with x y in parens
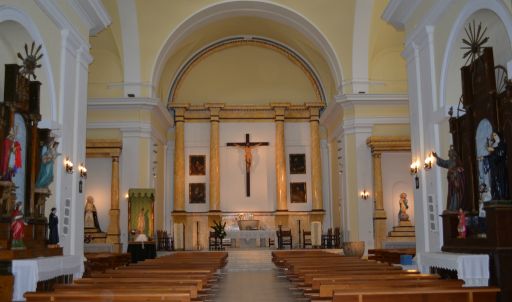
top-left (211, 220), bottom-right (227, 249)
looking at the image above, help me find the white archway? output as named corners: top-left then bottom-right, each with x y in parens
top-left (0, 5), bottom-right (57, 122)
top-left (439, 0), bottom-right (512, 108)
top-left (150, 0), bottom-right (344, 99)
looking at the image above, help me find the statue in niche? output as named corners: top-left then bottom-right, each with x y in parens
top-left (48, 207), bottom-right (59, 245)
top-left (35, 135), bottom-right (59, 189)
top-left (84, 196), bottom-right (101, 231)
top-left (433, 145), bottom-right (465, 211)
top-left (398, 192), bottom-right (409, 221)
top-left (0, 128), bottom-right (22, 181)
top-left (481, 132), bottom-right (509, 200)
top-left (11, 201), bottom-right (27, 249)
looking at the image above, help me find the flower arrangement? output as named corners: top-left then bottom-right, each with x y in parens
top-left (211, 220), bottom-right (226, 239)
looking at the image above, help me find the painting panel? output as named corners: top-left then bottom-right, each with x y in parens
top-left (189, 183), bottom-right (206, 204)
top-left (289, 154), bottom-right (306, 174)
top-left (128, 189), bottom-right (155, 240)
top-left (290, 182), bottom-right (307, 203)
top-left (189, 155), bottom-right (206, 175)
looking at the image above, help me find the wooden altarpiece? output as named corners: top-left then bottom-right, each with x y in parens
top-left (442, 47), bottom-right (512, 302)
top-left (0, 64), bottom-right (62, 259)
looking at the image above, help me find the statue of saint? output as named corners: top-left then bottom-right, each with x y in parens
top-left (433, 145), bottom-right (465, 211)
top-left (48, 207), bottom-right (59, 245)
top-left (11, 202), bottom-right (26, 249)
top-left (35, 137), bottom-right (59, 189)
top-left (0, 128), bottom-right (22, 181)
top-left (398, 192), bottom-right (409, 221)
top-left (84, 196), bottom-right (101, 231)
top-left (483, 132), bottom-right (509, 200)
top-left (137, 208), bottom-right (147, 235)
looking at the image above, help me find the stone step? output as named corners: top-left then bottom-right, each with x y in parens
top-left (392, 226), bottom-right (415, 232)
top-left (385, 236), bottom-right (416, 242)
top-left (388, 231), bottom-right (415, 237)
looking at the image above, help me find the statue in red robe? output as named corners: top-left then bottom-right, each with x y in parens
top-left (11, 202), bottom-right (26, 249)
top-left (0, 128), bottom-right (22, 181)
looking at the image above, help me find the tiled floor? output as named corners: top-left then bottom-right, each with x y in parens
top-left (211, 250), bottom-right (302, 302)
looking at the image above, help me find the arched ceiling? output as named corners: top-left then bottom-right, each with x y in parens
top-left (158, 15), bottom-right (336, 105)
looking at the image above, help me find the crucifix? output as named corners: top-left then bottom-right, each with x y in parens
top-left (227, 133), bottom-right (269, 197)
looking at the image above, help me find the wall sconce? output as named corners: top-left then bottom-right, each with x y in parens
top-left (64, 157), bottom-right (73, 174)
top-left (424, 153), bottom-right (434, 170)
top-left (361, 189), bottom-right (370, 200)
top-left (78, 163), bottom-right (87, 178)
top-left (410, 160), bottom-right (420, 175)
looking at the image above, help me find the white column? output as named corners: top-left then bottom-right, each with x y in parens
top-left (321, 139), bottom-right (333, 229)
top-left (164, 139), bottom-right (174, 233)
top-left (55, 30), bottom-right (92, 257)
top-left (403, 26), bottom-right (442, 254)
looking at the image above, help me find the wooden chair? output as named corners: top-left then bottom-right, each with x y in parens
top-left (208, 232), bottom-right (219, 250)
top-left (334, 227), bottom-right (341, 248)
top-left (322, 228), bottom-right (334, 248)
top-left (280, 230), bottom-right (293, 249)
top-left (156, 230), bottom-right (171, 251)
top-left (303, 231), bottom-right (312, 249)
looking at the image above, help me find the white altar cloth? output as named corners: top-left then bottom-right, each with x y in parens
top-left (416, 252), bottom-right (489, 286)
top-left (12, 255), bottom-right (83, 301)
top-left (226, 230), bottom-right (276, 247)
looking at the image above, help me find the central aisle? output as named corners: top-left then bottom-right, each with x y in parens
top-left (212, 250), bottom-right (302, 302)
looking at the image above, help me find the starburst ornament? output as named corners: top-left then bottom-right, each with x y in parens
top-left (461, 20), bottom-right (489, 66)
top-left (17, 42), bottom-right (43, 80)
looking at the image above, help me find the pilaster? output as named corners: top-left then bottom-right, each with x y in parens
top-left (206, 103), bottom-right (223, 212)
top-left (272, 103), bottom-right (289, 212)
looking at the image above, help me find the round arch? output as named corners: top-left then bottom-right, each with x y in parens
top-left (439, 0), bottom-right (512, 108)
top-left (0, 5), bottom-right (57, 122)
top-left (151, 0), bottom-right (344, 100)
top-left (168, 36), bottom-right (326, 105)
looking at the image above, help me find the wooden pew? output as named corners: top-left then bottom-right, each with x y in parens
top-left (25, 291), bottom-right (191, 302)
top-left (331, 287), bottom-right (500, 302)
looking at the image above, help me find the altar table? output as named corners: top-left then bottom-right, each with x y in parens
top-left (416, 252), bottom-right (489, 286)
top-left (12, 255), bottom-right (83, 301)
top-left (226, 230), bottom-right (276, 248)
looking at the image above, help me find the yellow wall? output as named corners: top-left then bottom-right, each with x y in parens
top-left (175, 45), bottom-right (318, 104)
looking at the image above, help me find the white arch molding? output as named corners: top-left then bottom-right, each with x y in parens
top-left (150, 0), bottom-right (344, 98)
top-left (0, 5), bottom-right (57, 122)
top-left (439, 0), bottom-right (512, 108)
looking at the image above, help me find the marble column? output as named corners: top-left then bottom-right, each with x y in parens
top-left (372, 152), bottom-right (387, 249)
top-left (207, 104), bottom-right (223, 212)
top-left (106, 156), bottom-right (121, 252)
top-left (309, 104), bottom-right (324, 211)
top-left (273, 104), bottom-right (288, 212)
top-left (173, 107), bottom-right (187, 212)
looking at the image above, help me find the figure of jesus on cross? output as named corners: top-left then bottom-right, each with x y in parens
top-left (227, 134), bottom-right (269, 197)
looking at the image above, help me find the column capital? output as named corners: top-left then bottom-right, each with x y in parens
top-left (271, 103), bottom-right (290, 122)
top-left (205, 103), bottom-right (224, 121)
top-left (372, 152), bottom-right (381, 159)
top-left (170, 104), bottom-right (189, 122)
top-left (306, 102), bottom-right (324, 122)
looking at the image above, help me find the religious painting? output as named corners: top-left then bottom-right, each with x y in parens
top-left (290, 182), bottom-right (307, 203)
top-left (189, 155), bottom-right (206, 176)
top-left (189, 183), bottom-right (206, 204)
top-left (128, 189), bottom-right (155, 240)
top-left (289, 154), bottom-right (306, 174)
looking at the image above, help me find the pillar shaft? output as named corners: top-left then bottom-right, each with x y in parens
top-left (208, 106), bottom-right (221, 211)
top-left (310, 109), bottom-right (323, 211)
top-left (275, 113), bottom-right (287, 211)
top-left (372, 152), bottom-right (387, 249)
top-left (106, 156), bottom-right (121, 252)
top-left (173, 111), bottom-right (185, 212)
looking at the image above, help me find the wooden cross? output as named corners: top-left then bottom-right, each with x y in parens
top-left (227, 133), bottom-right (269, 197)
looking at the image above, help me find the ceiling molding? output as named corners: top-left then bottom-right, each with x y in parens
top-left (69, 0), bottom-right (111, 36)
top-left (381, 0), bottom-right (421, 31)
top-left (366, 136), bottom-right (411, 153)
top-left (88, 97), bottom-right (174, 127)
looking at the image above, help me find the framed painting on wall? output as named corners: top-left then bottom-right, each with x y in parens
top-left (189, 155), bottom-right (206, 176)
top-left (289, 154), bottom-right (306, 174)
top-left (290, 182), bottom-right (307, 203)
top-left (189, 183), bottom-right (206, 204)
top-left (128, 188), bottom-right (155, 240)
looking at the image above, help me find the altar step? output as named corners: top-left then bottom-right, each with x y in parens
top-left (387, 221), bottom-right (415, 241)
top-left (84, 228), bottom-right (107, 243)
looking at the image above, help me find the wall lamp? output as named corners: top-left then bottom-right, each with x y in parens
top-left (410, 160), bottom-right (420, 175)
top-left (361, 189), bottom-right (370, 200)
top-left (78, 163), bottom-right (87, 179)
top-left (64, 157), bottom-right (74, 174)
top-left (424, 153), bottom-right (435, 170)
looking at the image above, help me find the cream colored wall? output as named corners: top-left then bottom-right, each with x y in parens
top-left (368, 0), bottom-right (407, 94)
top-left (86, 129), bottom-right (122, 140)
top-left (372, 124), bottom-right (410, 137)
top-left (343, 133), bottom-right (359, 240)
top-left (329, 142), bottom-right (341, 229)
top-left (175, 45), bottom-right (317, 104)
top-left (154, 141), bottom-right (166, 232)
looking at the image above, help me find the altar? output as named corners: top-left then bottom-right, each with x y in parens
top-left (226, 230), bottom-right (276, 248)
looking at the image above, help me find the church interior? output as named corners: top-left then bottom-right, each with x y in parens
top-left (0, 0), bottom-right (512, 301)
